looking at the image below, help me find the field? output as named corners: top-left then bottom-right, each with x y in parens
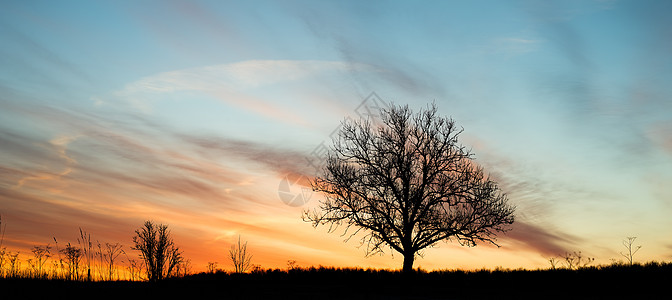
top-left (1, 263), bottom-right (670, 299)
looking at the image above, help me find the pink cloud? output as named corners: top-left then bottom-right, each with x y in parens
top-left (646, 121), bottom-right (672, 155)
top-left (503, 220), bottom-right (579, 257)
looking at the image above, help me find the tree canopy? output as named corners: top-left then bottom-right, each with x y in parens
top-left (304, 103), bottom-right (515, 272)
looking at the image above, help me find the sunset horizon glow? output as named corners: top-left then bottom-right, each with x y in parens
top-left (1, 0), bottom-right (671, 275)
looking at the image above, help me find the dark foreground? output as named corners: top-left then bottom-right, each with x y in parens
top-left (2, 263), bottom-right (670, 299)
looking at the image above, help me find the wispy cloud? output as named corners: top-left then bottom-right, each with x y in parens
top-left (503, 220), bottom-right (579, 257)
top-left (0, 95), bottom-right (318, 262)
top-left (178, 134), bottom-right (314, 177)
top-left (109, 60), bottom-right (378, 125)
top-left (491, 37), bottom-right (542, 55)
top-left (646, 122), bottom-right (672, 156)
top-left (15, 135), bottom-right (79, 190)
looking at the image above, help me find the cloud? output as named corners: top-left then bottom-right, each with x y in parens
top-left (1, 93), bottom-right (318, 207)
top-left (291, 4), bottom-right (450, 100)
top-left (491, 37), bottom-right (542, 55)
top-left (111, 60), bottom-right (377, 123)
top-left (178, 134), bottom-right (315, 178)
top-left (0, 21), bottom-right (92, 96)
top-left (15, 134), bottom-right (79, 189)
top-left (645, 121), bottom-right (672, 156)
top-left (0, 93), bottom-right (325, 266)
top-left (504, 220), bottom-right (579, 257)
top-left (0, 183), bottom-right (135, 249)
top-left (121, 60), bottom-right (365, 93)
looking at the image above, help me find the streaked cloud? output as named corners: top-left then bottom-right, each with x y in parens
top-left (110, 60), bottom-right (378, 122)
top-left (491, 37), bottom-right (542, 55)
top-left (646, 122), bottom-right (672, 155)
top-left (503, 220), bottom-right (579, 257)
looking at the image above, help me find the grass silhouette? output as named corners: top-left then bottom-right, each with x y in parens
top-left (2, 263), bottom-right (669, 299)
top-left (1, 216), bottom-right (669, 299)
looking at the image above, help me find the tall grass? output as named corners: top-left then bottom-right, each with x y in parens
top-left (0, 224), bottom-right (159, 281)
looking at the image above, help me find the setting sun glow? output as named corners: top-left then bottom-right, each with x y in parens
top-left (1, 0), bottom-right (671, 277)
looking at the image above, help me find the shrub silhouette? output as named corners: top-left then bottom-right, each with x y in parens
top-left (132, 221), bottom-right (183, 282)
top-left (60, 243), bottom-right (82, 280)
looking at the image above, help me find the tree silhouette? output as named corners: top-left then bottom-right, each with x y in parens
top-left (132, 221), bottom-right (183, 281)
top-left (61, 243), bottom-right (82, 280)
top-left (620, 236), bottom-right (641, 266)
top-left (559, 251), bottom-right (594, 270)
top-left (304, 103), bottom-right (515, 272)
top-left (229, 235), bottom-right (252, 273)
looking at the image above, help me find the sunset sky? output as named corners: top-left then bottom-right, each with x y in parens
top-left (1, 0), bottom-right (671, 273)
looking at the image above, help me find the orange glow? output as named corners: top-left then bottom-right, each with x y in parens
top-left (1, 166), bottom-right (567, 276)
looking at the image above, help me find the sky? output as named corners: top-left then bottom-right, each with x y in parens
top-left (1, 0), bottom-right (671, 273)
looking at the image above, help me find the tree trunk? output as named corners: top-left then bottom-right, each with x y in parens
top-left (402, 251), bottom-right (415, 273)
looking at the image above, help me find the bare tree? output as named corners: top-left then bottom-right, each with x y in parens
top-left (61, 243), bottom-right (82, 280)
top-left (304, 103), bottom-right (515, 273)
top-left (207, 261), bottom-right (218, 273)
top-left (620, 236), bottom-right (641, 266)
top-left (132, 221), bottom-right (183, 282)
top-left (559, 251), bottom-right (594, 270)
top-left (174, 258), bottom-right (192, 277)
top-left (548, 257), bottom-right (560, 270)
top-left (287, 259), bottom-right (298, 271)
top-left (229, 235), bottom-right (252, 273)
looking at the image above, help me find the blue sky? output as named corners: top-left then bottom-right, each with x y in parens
top-left (1, 0), bottom-right (671, 271)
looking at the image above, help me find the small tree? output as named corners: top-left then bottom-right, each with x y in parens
top-left (304, 103), bottom-right (515, 272)
top-left (547, 257), bottom-right (560, 270)
top-left (559, 251), bottom-right (594, 270)
top-left (174, 258), bottom-right (191, 277)
top-left (61, 243), bottom-right (82, 280)
top-left (132, 221), bottom-right (183, 282)
top-left (287, 260), bottom-right (298, 271)
top-left (229, 235), bottom-right (252, 273)
top-left (619, 236), bottom-right (641, 266)
top-left (207, 261), bottom-right (218, 273)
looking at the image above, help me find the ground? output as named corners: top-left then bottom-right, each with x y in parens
top-left (1, 264), bottom-right (669, 299)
